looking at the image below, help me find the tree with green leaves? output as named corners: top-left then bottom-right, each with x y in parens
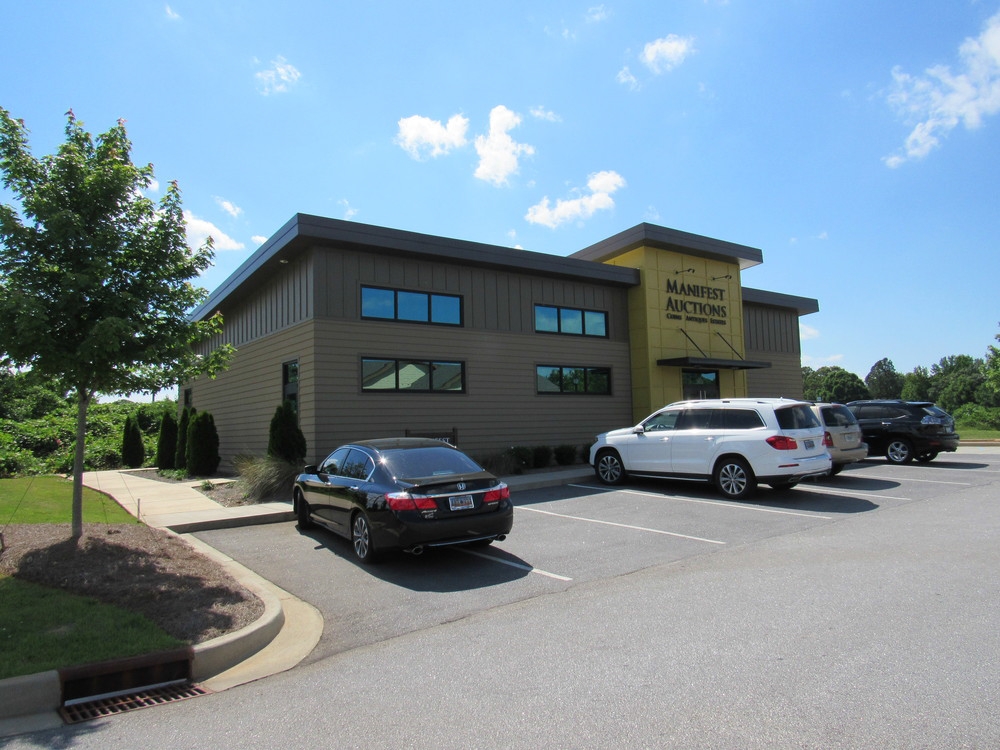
top-left (901, 366), bottom-right (932, 402)
top-left (810, 367), bottom-right (869, 403)
top-left (186, 410), bottom-right (220, 476)
top-left (0, 109), bottom-right (232, 539)
top-left (155, 411), bottom-right (178, 470)
top-left (865, 358), bottom-right (904, 399)
top-left (121, 415), bottom-right (145, 468)
top-left (983, 324), bottom-right (1000, 397)
top-left (929, 354), bottom-right (986, 413)
top-left (175, 407), bottom-right (194, 471)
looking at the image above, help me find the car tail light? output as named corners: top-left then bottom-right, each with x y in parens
top-left (386, 492), bottom-right (437, 511)
top-left (483, 483), bottom-right (510, 504)
top-left (823, 431), bottom-right (834, 448)
top-left (766, 435), bottom-right (799, 451)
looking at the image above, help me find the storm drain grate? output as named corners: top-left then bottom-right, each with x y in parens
top-left (60, 683), bottom-right (212, 724)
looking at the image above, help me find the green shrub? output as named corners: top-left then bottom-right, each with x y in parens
top-left (185, 410), bottom-right (220, 476)
top-left (554, 444), bottom-right (579, 466)
top-left (267, 400), bottom-right (307, 464)
top-left (953, 403), bottom-right (1000, 430)
top-left (121, 415), bottom-right (145, 468)
top-left (531, 445), bottom-right (553, 469)
top-left (175, 407), bottom-right (193, 470)
top-left (155, 412), bottom-right (178, 470)
top-left (505, 446), bottom-right (533, 473)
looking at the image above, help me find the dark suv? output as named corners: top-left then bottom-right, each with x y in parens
top-left (846, 400), bottom-right (960, 464)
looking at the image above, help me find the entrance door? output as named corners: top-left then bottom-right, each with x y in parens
top-left (683, 370), bottom-right (719, 400)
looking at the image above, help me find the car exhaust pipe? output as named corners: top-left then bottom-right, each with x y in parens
top-left (495, 535), bottom-right (506, 542)
top-left (406, 545), bottom-right (424, 556)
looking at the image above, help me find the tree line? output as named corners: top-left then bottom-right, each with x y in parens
top-left (803, 328), bottom-right (1000, 429)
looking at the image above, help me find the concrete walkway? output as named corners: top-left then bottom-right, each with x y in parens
top-left (0, 464), bottom-right (593, 736)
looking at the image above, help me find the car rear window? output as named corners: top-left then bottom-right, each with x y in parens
top-left (820, 404), bottom-right (858, 427)
top-left (775, 404), bottom-right (821, 430)
top-left (382, 446), bottom-right (484, 479)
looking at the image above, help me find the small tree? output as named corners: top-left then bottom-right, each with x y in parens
top-left (186, 410), bottom-right (220, 476)
top-left (901, 366), bottom-right (932, 401)
top-left (816, 369), bottom-right (870, 403)
top-left (267, 400), bottom-right (307, 464)
top-left (121, 414), bottom-right (145, 468)
top-left (0, 109), bottom-right (232, 539)
top-left (155, 411), bottom-right (178, 470)
top-left (175, 407), bottom-right (194, 470)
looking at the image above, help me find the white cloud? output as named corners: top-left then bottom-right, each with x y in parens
top-left (339, 198), bottom-right (359, 220)
top-left (884, 11), bottom-right (1000, 167)
top-left (641, 34), bottom-right (696, 74)
top-left (617, 66), bottom-right (640, 91)
top-left (251, 235), bottom-right (268, 246)
top-left (525, 170), bottom-right (626, 228)
top-left (586, 5), bottom-right (610, 23)
top-left (474, 106), bottom-right (535, 186)
top-left (255, 56), bottom-right (301, 95)
top-left (165, 5), bottom-right (180, 20)
top-left (395, 113), bottom-right (469, 160)
top-left (530, 106), bottom-right (561, 122)
top-left (184, 211), bottom-right (245, 251)
top-left (799, 323), bottom-right (820, 341)
top-left (214, 197), bottom-right (242, 218)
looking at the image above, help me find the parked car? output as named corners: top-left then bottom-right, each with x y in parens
top-left (293, 438), bottom-right (513, 563)
top-left (589, 398), bottom-right (831, 500)
top-left (846, 400), bottom-right (960, 464)
top-left (807, 402), bottom-right (868, 475)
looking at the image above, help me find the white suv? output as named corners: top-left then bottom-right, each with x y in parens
top-left (589, 398), bottom-right (831, 499)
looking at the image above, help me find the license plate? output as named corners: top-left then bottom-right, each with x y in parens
top-left (449, 494), bottom-right (474, 511)
top-left (804, 439), bottom-right (815, 450)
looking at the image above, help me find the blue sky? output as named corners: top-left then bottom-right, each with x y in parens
top-left (2, 1), bottom-right (999, 382)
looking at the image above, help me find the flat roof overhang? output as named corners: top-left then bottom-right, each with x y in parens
top-left (572, 223), bottom-right (764, 270)
top-left (656, 357), bottom-right (772, 371)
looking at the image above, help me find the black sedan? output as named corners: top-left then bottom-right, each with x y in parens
top-left (293, 438), bottom-right (513, 563)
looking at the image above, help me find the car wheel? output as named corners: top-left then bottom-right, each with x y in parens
top-left (768, 480), bottom-right (798, 491)
top-left (595, 449), bottom-right (627, 485)
top-left (885, 438), bottom-right (914, 464)
top-left (295, 489), bottom-right (313, 530)
top-left (351, 512), bottom-right (379, 564)
top-left (714, 457), bottom-right (756, 500)
top-left (828, 464), bottom-right (844, 476)
top-left (916, 451), bottom-right (938, 463)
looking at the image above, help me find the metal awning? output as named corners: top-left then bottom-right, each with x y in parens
top-left (656, 357), bottom-right (771, 371)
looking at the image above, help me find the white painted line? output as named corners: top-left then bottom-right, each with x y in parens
top-left (457, 547), bottom-right (573, 581)
top-left (798, 486), bottom-right (910, 501)
top-left (848, 473), bottom-right (973, 486)
top-left (518, 505), bottom-right (725, 545)
top-left (568, 484), bottom-right (833, 519)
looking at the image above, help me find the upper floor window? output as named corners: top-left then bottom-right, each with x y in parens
top-left (534, 305), bottom-right (607, 337)
top-left (362, 286), bottom-right (462, 326)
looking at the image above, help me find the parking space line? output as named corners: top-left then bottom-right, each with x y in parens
top-left (569, 484), bottom-right (833, 519)
top-left (849, 473), bottom-right (973, 486)
top-left (519, 506), bottom-right (726, 545)
top-left (800, 486), bottom-right (910, 501)
top-left (456, 547), bottom-right (573, 581)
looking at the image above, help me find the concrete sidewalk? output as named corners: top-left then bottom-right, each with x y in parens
top-left (0, 464), bottom-right (593, 736)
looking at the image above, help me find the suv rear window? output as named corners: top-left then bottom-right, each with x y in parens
top-left (775, 404), bottom-right (821, 430)
top-left (820, 404), bottom-right (858, 427)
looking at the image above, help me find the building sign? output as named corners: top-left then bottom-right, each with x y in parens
top-left (664, 278), bottom-right (728, 325)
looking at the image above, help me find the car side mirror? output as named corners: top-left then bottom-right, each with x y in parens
top-left (303, 465), bottom-right (317, 474)
top-left (633, 425), bottom-right (645, 434)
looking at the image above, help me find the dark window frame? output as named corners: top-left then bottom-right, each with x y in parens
top-left (533, 304), bottom-right (608, 338)
top-left (361, 357), bottom-right (467, 393)
top-left (536, 365), bottom-right (612, 395)
top-left (361, 285), bottom-right (463, 327)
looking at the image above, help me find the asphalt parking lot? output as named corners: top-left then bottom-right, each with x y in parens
top-left (195, 449), bottom-right (1000, 666)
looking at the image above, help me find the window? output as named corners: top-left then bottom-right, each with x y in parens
top-left (534, 305), bottom-right (607, 337)
top-left (362, 358), bottom-right (465, 392)
top-left (362, 286), bottom-right (462, 326)
top-left (282, 360), bottom-right (299, 418)
top-left (536, 366), bottom-right (611, 394)
top-left (682, 370), bottom-right (719, 400)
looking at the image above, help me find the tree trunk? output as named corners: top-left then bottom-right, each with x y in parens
top-left (71, 388), bottom-right (92, 540)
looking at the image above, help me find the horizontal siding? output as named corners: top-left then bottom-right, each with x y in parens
top-left (746, 351), bottom-right (805, 399)
top-left (185, 321), bottom-right (315, 470)
top-left (310, 319), bottom-right (633, 462)
top-left (744, 304), bottom-right (805, 398)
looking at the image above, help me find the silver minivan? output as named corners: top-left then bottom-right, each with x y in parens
top-left (808, 402), bottom-right (867, 475)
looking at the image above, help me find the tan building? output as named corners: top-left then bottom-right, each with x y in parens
top-left (185, 215), bottom-right (818, 467)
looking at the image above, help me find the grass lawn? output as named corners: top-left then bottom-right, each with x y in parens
top-left (0, 476), bottom-right (183, 681)
top-left (0, 475), bottom-right (136, 525)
